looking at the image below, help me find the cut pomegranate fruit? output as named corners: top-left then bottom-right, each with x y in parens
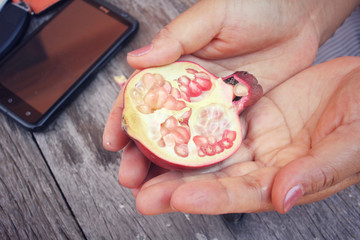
top-left (122, 61), bottom-right (262, 170)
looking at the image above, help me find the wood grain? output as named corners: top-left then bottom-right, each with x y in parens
top-left (1, 0), bottom-right (359, 240)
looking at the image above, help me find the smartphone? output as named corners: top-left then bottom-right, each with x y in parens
top-left (0, 0), bottom-right (138, 130)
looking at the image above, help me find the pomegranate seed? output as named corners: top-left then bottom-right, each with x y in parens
top-left (157, 139), bottom-right (165, 147)
top-left (201, 145), bottom-right (216, 156)
top-left (207, 135), bottom-right (216, 145)
top-left (194, 72), bottom-right (210, 80)
top-left (186, 68), bottom-right (198, 74)
top-left (178, 76), bottom-right (190, 86)
top-left (223, 130), bottom-right (236, 142)
top-left (234, 82), bottom-right (249, 97)
top-left (219, 139), bottom-right (233, 149)
top-left (136, 104), bottom-right (152, 114)
top-left (174, 144), bottom-right (189, 157)
top-left (198, 149), bottom-right (206, 157)
top-left (130, 89), bottom-right (144, 104)
top-left (170, 88), bottom-right (181, 99)
top-left (215, 144), bottom-right (224, 154)
top-left (163, 81), bottom-right (172, 93)
top-left (180, 92), bottom-right (190, 102)
top-left (163, 95), bottom-right (177, 110)
top-left (144, 90), bottom-right (158, 108)
top-left (160, 125), bottom-right (170, 136)
top-left (175, 100), bottom-right (186, 111)
top-left (163, 116), bottom-right (178, 130)
top-left (196, 78), bottom-right (212, 91)
top-left (179, 85), bottom-right (190, 95)
top-left (189, 80), bottom-right (203, 97)
top-left (163, 134), bottom-right (175, 147)
top-left (170, 130), bottom-right (186, 145)
top-left (174, 126), bottom-right (191, 144)
top-left (180, 110), bottom-right (192, 122)
top-left (155, 87), bottom-right (169, 109)
top-left (193, 136), bottom-right (208, 146)
top-left (153, 74), bottom-right (165, 87)
top-left (141, 73), bottom-right (156, 89)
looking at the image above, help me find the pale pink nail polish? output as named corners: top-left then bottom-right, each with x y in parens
top-left (128, 44), bottom-right (153, 56)
top-left (284, 184), bottom-right (303, 213)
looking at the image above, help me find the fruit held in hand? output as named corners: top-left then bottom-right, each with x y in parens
top-left (122, 61), bottom-right (262, 170)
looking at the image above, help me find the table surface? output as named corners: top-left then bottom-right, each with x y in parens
top-left (1, 1), bottom-right (359, 239)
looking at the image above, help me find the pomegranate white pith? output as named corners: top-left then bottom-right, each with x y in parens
top-left (122, 62), bottom-right (258, 170)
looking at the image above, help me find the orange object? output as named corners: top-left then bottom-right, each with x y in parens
top-left (13, 0), bottom-right (60, 14)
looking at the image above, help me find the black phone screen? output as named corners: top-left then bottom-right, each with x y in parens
top-left (0, 0), bottom-right (136, 128)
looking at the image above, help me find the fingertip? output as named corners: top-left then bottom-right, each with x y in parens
top-left (127, 34), bottom-right (183, 69)
top-left (272, 161), bottom-right (305, 213)
top-left (118, 141), bottom-right (151, 188)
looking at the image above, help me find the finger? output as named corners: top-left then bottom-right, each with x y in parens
top-left (127, 0), bottom-right (224, 69)
top-left (118, 141), bottom-right (151, 189)
top-left (103, 87), bottom-right (129, 151)
top-left (272, 123), bottom-right (360, 213)
top-left (170, 167), bottom-right (279, 214)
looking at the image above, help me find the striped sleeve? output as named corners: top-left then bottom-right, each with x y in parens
top-left (313, 6), bottom-right (360, 65)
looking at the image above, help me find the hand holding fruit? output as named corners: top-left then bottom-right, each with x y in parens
top-left (103, 0), bottom-right (360, 215)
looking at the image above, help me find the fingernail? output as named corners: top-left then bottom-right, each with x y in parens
top-left (284, 184), bottom-right (303, 213)
top-left (128, 44), bottom-right (153, 57)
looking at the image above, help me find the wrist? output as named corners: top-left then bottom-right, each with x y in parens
top-left (310, 0), bottom-right (360, 45)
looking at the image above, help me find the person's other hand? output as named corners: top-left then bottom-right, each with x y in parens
top-left (127, 0), bottom-right (359, 92)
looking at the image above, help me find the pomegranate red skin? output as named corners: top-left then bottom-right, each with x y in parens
top-left (122, 61), bottom-right (263, 170)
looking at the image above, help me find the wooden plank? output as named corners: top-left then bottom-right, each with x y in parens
top-left (225, 185), bottom-right (360, 240)
top-left (0, 115), bottom-right (85, 239)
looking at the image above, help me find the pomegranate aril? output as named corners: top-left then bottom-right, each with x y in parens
top-left (175, 144), bottom-right (189, 157)
top-left (163, 116), bottom-right (178, 130)
top-left (186, 68), bottom-right (198, 74)
top-left (141, 73), bottom-right (156, 89)
top-left (219, 139), bottom-right (233, 149)
top-left (157, 139), bottom-right (165, 147)
top-left (163, 134), bottom-right (175, 147)
top-left (201, 145), bottom-right (216, 156)
top-left (153, 74), bottom-right (165, 87)
top-left (137, 105), bottom-right (152, 114)
top-left (195, 72), bottom-right (210, 80)
top-left (180, 92), bottom-right (190, 102)
top-left (174, 126), bottom-right (191, 144)
top-left (180, 110), bottom-right (192, 122)
top-left (223, 130), bottom-right (236, 142)
top-left (163, 95), bottom-right (178, 110)
top-left (170, 88), bottom-right (181, 99)
top-left (193, 135), bottom-right (208, 146)
top-left (170, 131), bottom-right (186, 145)
top-left (163, 81), bottom-right (172, 93)
top-left (155, 88), bottom-right (169, 108)
top-left (130, 89), bottom-right (144, 104)
top-left (196, 78), bottom-right (212, 91)
top-left (178, 76), bottom-right (190, 86)
top-left (160, 125), bottom-right (170, 136)
top-left (189, 80), bottom-right (203, 97)
top-left (143, 91), bottom-right (157, 108)
top-left (175, 100), bottom-right (186, 110)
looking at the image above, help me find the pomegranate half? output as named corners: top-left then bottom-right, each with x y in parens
top-left (122, 61), bottom-right (262, 170)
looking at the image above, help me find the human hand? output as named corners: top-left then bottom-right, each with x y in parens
top-left (103, 0), bottom-right (359, 166)
top-left (105, 57), bottom-right (360, 215)
top-left (126, 0), bottom-right (359, 92)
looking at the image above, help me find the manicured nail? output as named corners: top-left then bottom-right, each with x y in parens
top-left (284, 184), bottom-right (303, 213)
top-left (128, 44), bottom-right (153, 57)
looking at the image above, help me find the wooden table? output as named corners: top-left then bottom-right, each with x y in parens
top-left (1, 1), bottom-right (359, 239)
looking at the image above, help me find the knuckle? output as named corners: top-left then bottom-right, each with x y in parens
top-left (311, 165), bottom-right (339, 192)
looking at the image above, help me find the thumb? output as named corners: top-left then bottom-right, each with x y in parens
top-left (272, 123), bottom-right (360, 213)
top-left (127, 0), bottom-right (224, 69)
